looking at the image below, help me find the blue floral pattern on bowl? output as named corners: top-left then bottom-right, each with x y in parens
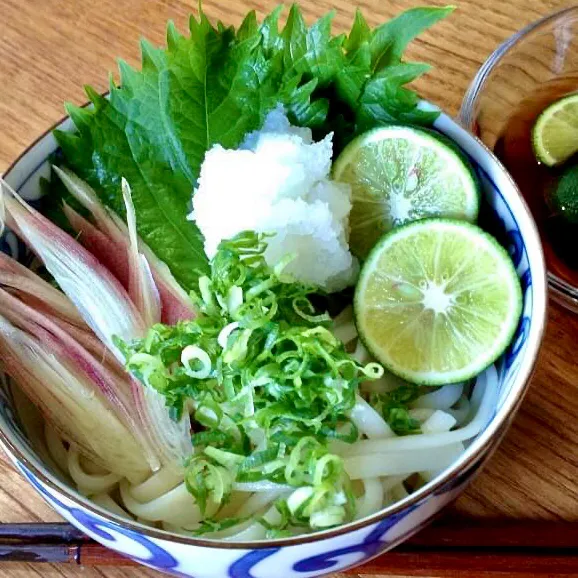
top-left (0, 110), bottom-right (546, 578)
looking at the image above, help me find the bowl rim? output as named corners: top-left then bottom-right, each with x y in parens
top-left (0, 106), bottom-right (548, 550)
top-left (459, 5), bottom-right (578, 129)
top-left (459, 5), bottom-right (578, 311)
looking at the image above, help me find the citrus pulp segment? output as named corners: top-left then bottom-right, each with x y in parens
top-left (532, 93), bottom-right (578, 166)
top-left (333, 126), bottom-right (480, 259)
top-left (354, 219), bottom-right (522, 385)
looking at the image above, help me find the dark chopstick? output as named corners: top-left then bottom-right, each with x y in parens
top-left (0, 523), bottom-right (87, 543)
top-left (1, 519), bottom-right (578, 576)
top-left (0, 524), bottom-right (88, 564)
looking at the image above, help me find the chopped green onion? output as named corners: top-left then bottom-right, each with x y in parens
top-left (217, 322), bottom-right (240, 349)
top-left (181, 345), bottom-right (212, 379)
top-left (120, 232), bottom-right (384, 531)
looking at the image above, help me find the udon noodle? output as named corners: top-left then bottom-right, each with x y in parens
top-left (34, 314), bottom-right (496, 540)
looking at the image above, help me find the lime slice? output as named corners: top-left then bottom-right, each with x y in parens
top-left (354, 219), bottom-right (522, 385)
top-left (551, 163), bottom-right (578, 223)
top-left (532, 93), bottom-right (578, 166)
top-left (333, 126), bottom-right (480, 259)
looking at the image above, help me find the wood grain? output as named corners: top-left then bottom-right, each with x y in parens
top-left (0, 1), bottom-right (576, 577)
top-left (5, 519), bottom-right (576, 577)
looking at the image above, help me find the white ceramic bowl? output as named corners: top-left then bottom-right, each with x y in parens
top-left (0, 109), bottom-right (547, 577)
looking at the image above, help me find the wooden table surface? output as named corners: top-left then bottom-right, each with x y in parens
top-left (0, 0), bottom-right (576, 577)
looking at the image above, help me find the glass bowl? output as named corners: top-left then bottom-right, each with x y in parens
top-left (460, 6), bottom-right (578, 313)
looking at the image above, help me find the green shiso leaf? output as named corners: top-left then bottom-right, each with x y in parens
top-left (51, 4), bottom-right (453, 291)
top-left (369, 6), bottom-right (454, 70)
